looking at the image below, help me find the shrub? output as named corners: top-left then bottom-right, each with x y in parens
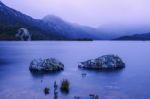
top-left (60, 79), bottom-right (69, 93)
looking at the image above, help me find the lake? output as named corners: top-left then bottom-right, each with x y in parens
top-left (0, 41), bottom-right (150, 99)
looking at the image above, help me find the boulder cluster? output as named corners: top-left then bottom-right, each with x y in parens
top-left (29, 55), bottom-right (125, 73)
top-left (29, 58), bottom-right (64, 72)
top-left (78, 55), bottom-right (125, 70)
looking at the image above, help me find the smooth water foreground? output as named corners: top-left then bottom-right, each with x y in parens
top-left (0, 41), bottom-right (150, 99)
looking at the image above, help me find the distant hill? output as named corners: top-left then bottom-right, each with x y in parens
top-left (0, 1), bottom-right (114, 40)
top-left (43, 15), bottom-right (113, 40)
top-left (114, 33), bottom-right (150, 40)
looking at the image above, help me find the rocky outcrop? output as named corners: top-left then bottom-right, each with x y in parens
top-left (29, 58), bottom-right (64, 72)
top-left (78, 55), bottom-right (125, 70)
top-left (16, 28), bottom-right (31, 41)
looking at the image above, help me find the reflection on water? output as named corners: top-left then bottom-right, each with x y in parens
top-left (30, 70), bottom-right (63, 78)
top-left (0, 41), bottom-right (150, 99)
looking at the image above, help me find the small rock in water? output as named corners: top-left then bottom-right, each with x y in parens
top-left (29, 58), bottom-right (64, 73)
top-left (78, 54), bottom-right (125, 70)
top-left (89, 94), bottom-right (99, 99)
top-left (74, 96), bottom-right (80, 99)
top-left (44, 87), bottom-right (50, 95)
top-left (81, 73), bottom-right (87, 77)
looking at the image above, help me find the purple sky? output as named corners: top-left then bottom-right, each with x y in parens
top-left (2, 0), bottom-right (150, 28)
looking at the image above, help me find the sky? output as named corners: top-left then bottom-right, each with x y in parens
top-left (2, 0), bottom-right (150, 29)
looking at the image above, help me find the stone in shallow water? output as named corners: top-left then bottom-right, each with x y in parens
top-left (29, 58), bottom-right (64, 72)
top-left (78, 55), bottom-right (125, 70)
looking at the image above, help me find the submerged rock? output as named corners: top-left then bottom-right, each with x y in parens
top-left (29, 58), bottom-right (64, 72)
top-left (78, 55), bottom-right (125, 70)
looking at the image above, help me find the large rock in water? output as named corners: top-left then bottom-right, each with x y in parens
top-left (78, 55), bottom-right (125, 70)
top-left (29, 58), bottom-right (64, 72)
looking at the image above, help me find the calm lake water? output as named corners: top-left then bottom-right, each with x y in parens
top-left (0, 41), bottom-right (150, 99)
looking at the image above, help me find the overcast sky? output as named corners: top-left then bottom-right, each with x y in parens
top-left (2, 0), bottom-right (150, 28)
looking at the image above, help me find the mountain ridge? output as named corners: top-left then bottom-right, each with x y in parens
top-left (0, 1), bottom-right (111, 40)
top-left (1, 1), bottom-right (150, 41)
top-left (43, 15), bottom-right (111, 39)
top-left (0, 1), bottom-right (67, 40)
top-left (114, 33), bottom-right (150, 40)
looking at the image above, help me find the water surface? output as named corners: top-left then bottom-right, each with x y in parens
top-left (0, 41), bottom-right (150, 99)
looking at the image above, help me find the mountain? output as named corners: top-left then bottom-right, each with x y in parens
top-left (0, 1), bottom-right (111, 40)
top-left (0, 1), bottom-right (67, 40)
top-left (1, 1), bottom-right (150, 41)
top-left (0, 1), bottom-right (117, 40)
top-left (43, 15), bottom-right (114, 40)
top-left (114, 33), bottom-right (150, 40)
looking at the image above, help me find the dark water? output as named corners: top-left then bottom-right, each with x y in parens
top-left (0, 41), bottom-right (150, 99)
